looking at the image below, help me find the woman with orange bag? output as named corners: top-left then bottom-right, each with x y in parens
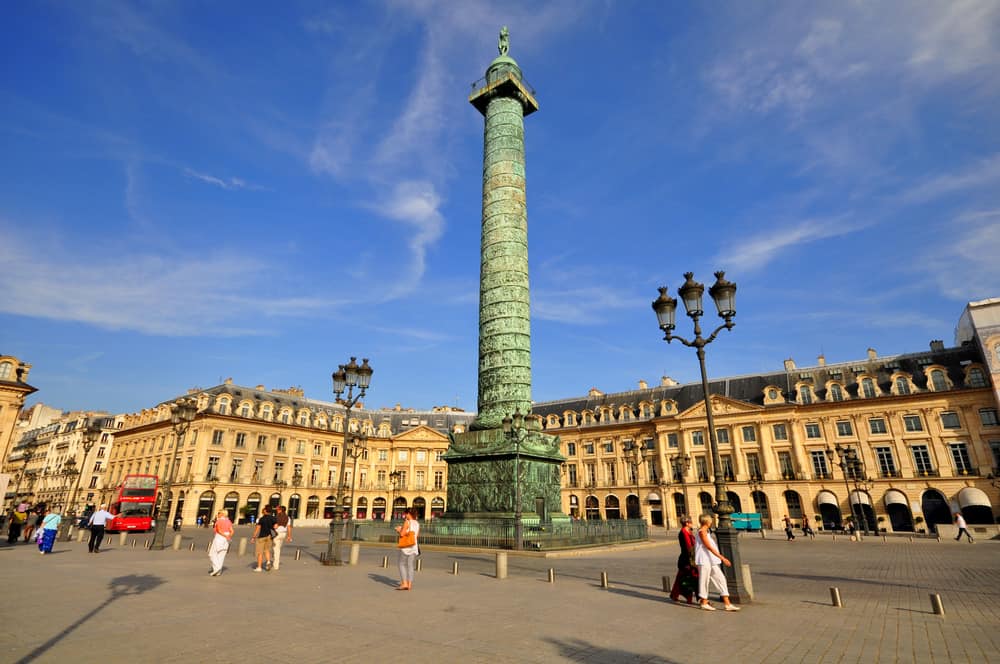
top-left (394, 507), bottom-right (420, 590)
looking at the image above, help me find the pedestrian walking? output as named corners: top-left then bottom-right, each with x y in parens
top-left (209, 509), bottom-right (234, 576)
top-left (669, 515), bottom-right (698, 604)
top-left (801, 515), bottom-right (815, 539)
top-left (250, 505), bottom-right (276, 572)
top-left (954, 512), bottom-right (974, 543)
top-left (694, 514), bottom-right (740, 612)
top-left (87, 504), bottom-right (115, 553)
top-left (23, 507), bottom-right (39, 543)
top-left (7, 507), bottom-right (26, 544)
top-left (395, 507), bottom-right (420, 590)
top-left (272, 505), bottom-right (292, 570)
top-left (783, 514), bottom-right (795, 541)
top-left (38, 508), bottom-right (61, 554)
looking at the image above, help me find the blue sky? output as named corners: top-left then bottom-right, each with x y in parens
top-left (3, 1), bottom-right (999, 416)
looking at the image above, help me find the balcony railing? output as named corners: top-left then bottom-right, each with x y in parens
top-left (914, 468), bottom-right (939, 477)
top-left (812, 472), bottom-right (832, 480)
top-left (880, 470), bottom-right (901, 478)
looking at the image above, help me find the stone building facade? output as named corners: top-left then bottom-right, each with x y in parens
top-left (105, 381), bottom-right (475, 526)
top-left (533, 337), bottom-right (1000, 534)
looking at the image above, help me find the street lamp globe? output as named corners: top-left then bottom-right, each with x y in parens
top-left (708, 271), bottom-right (737, 319)
top-left (652, 287), bottom-right (678, 333)
top-left (678, 272), bottom-right (705, 317)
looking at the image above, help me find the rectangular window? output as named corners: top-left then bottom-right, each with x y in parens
top-left (836, 421), bottom-right (853, 437)
top-left (435, 451), bottom-right (444, 462)
top-left (692, 431), bottom-right (705, 446)
top-left (229, 458), bottom-right (243, 481)
top-left (875, 446), bottom-right (897, 477)
top-left (253, 460), bottom-right (264, 482)
top-left (869, 418), bottom-right (888, 434)
top-left (810, 450), bottom-right (830, 478)
top-left (805, 423), bottom-right (822, 439)
top-left (950, 443), bottom-right (973, 474)
top-left (716, 429), bottom-right (730, 444)
top-left (980, 409), bottom-right (999, 426)
top-left (911, 445), bottom-right (934, 475)
top-left (586, 464), bottom-right (597, 485)
top-left (566, 442), bottom-right (577, 456)
top-left (584, 442), bottom-right (595, 455)
top-left (721, 455), bottom-right (735, 481)
top-left (297, 440), bottom-right (306, 454)
top-left (695, 456), bottom-right (708, 482)
top-left (799, 387), bottom-right (813, 405)
top-left (741, 426), bottom-right (757, 443)
top-left (313, 443), bottom-right (322, 456)
top-left (605, 462), bottom-right (617, 485)
top-left (257, 435), bottom-right (267, 450)
top-left (991, 441), bottom-right (1000, 471)
top-left (667, 432), bottom-right (679, 448)
top-left (903, 415), bottom-right (923, 432)
top-left (785, 491), bottom-right (803, 519)
top-left (207, 456), bottom-right (220, 480)
top-left (778, 451), bottom-right (795, 479)
top-left (746, 453), bottom-right (762, 479)
top-left (567, 465), bottom-right (578, 486)
top-left (277, 437), bottom-right (287, 452)
top-left (273, 461), bottom-right (284, 481)
top-left (940, 412), bottom-right (961, 429)
top-left (646, 459), bottom-right (658, 483)
top-left (89, 476), bottom-right (99, 488)
top-left (772, 423), bottom-right (788, 441)
top-left (603, 441), bottom-right (614, 453)
top-left (234, 433), bottom-right (246, 448)
top-left (415, 470), bottom-right (425, 489)
top-left (398, 450), bottom-right (408, 461)
top-left (415, 451), bottom-right (427, 463)
top-left (434, 470), bottom-right (443, 489)
top-left (378, 449), bottom-right (388, 461)
top-left (211, 430), bottom-right (224, 446)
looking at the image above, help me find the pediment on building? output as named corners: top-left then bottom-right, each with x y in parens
top-left (677, 395), bottom-right (762, 419)
top-left (392, 424), bottom-right (449, 445)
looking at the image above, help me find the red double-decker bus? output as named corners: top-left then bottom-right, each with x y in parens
top-left (107, 474), bottom-right (158, 532)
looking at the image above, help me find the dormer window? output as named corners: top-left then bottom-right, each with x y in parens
top-left (860, 377), bottom-right (877, 398)
top-left (829, 384), bottom-right (844, 402)
top-left (929, 369), bottom-right (948, 391)
top-left (968, 367), bottom-right (987, 388)
top-left (0, 362), bottom-right (12, 380)
top-left (218, 399), bottom-right (230, 415)
top-left (240, 404), bottom-right (251, 417)
top-left (797, 384), bottom-right (814, 405)
top-left (894, 376), bottom-right (912, 396)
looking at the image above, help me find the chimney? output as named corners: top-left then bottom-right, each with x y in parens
top-left (784, 358), bottom-right (796, 371)
top-left (867, 348), bottom-right (877, 360)
top-left (224, 377), bottom-right (234, 385)
top-left (638, 379), bottom-right (648, 390)
top-left (660, 376), bottom-right (678, 387)
top-left (256, 384), bottom-right (265, 391)
top-left (930, 340), bottom-right (944, 352)
top-left (588, 387), bottom-right (604, 397)
top-left (817, 354), bottom-right (826, 366)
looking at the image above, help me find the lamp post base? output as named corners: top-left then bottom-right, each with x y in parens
top-left (716, 526), bottom-right (752, 604)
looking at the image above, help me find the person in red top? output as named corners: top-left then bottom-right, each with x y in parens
top-left (669, 516), bottom-right (698, 603)
top-left (209, 509), bottom-right (234, 576)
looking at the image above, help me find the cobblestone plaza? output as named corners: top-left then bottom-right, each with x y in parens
top-left (1, 530), bottom-right (997, 663)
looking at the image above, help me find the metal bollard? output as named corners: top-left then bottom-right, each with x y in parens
top-left (77, 530), bottom-right (87, 543)
top-left (936, 535), bottom-right (941, 543)
top-left (909, 536), bottom-right (913, 543)
top-left (416, 558), bottom-right (422, 572)
top-left (131, 539), bottom-right (136, 548)
top-left (381, 555), bottom-right (388, 568)
top-left (496, 552), bottom-right (508, 579)
top-left (191, 542), bottom-right (196, 551)
top-left (830, 587), bottom-right (842, 608)
top-left (296, 548), bottom-right (302, 561)
top-left (662, 575), bottom-right (670, 593)
top-left (930, 593), bottom-right (945, 617)
top-left (600, 571), bottom-right (609, 589)
top-left (452, 561), bottom-right (459, 575)
top-left (144, 539), bottom-right (150, 549)
top-left (237, 537), bottom-right (247, 557)
top-left (882, 535), bottom-right (887, 543)
top-left (172, 534), bottom-right (182, 551)
top-left (119, 532), bottom-right (127, 546)
top-left (205, 541), bottom-right (211, 553)
top-left (548, 568), bottom-right (555, 583)
top-left (349, 542), bottom-right (360, 566)
top-left (760, 529), bottom-right (766, 539)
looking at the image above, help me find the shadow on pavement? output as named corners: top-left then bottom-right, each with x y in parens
top-left (543, 637), bottom-right (680, 663)
top-left (368, 573), bottom-right (398, 588)
top-left (16, 574), bottom-right (166, 664)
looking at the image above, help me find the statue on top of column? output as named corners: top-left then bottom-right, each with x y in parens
top-left (499, 26), bottom-right (509, 56)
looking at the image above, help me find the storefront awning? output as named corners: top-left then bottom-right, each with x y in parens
top-left (957, 487), bottom-right (991, 508)
top-left (816, 490), bottom-right (838, 506)
top-left (883, 489), bottom-right (908, 506)
top-left (849, 490), bottom-right (871, 506)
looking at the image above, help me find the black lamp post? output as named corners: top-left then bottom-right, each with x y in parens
top-left (59, 459), bottom-right (78, 514)
top-left (828, 444), bottom-right (867, 538)
top-left (501, 410), bottom-right (527, 551)
top-left (623, 440), bottom-right (648, 519)
top-left (325, 357), bottom-right (372, 566)
top-left (291, 469), bottom-right (303, 519)
top-left (151, 399), bottom-right (198, 551)
top-left (388, 469), bottom-right (402, 521)
top-left (60, 420), bottom-right (102, 540)
top-left (653, 271), bottom-right (749, 603)
top-left (346, 432), bottom-right (367, 519)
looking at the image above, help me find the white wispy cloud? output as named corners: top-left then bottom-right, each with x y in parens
top-left (921, 209), bottom-right (1000, 300)
top-left (716, 217), bottom-right (862, 273)
top-left (0, 221), bottom-right (340, 336)
top-left (183, 168), bottom-right (262, 191)
top-left (899, 154), bottom-right (1000, 204)
top-left (533, 286), bottom-right (638, 325)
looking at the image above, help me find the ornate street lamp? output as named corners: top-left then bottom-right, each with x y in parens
top-left (60, 420), bottom-right (102, 540)
top-left (388, 469), bottom-right (402, 521)
top-left (827, 444), bottom-right (868, 538)
top-left (623, 440), bottom-right (648, 519)
top-left (501, 410), bottom-right (527, 551)
top-left (325, 357), bottom-right (372, 566)
top-left (653, 271), bottom-right (749, 603)
top-left (151, 399), bottom-right (198, 550)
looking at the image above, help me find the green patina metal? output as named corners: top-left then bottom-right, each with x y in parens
top-left (442, 28), bottom-right (568, 531)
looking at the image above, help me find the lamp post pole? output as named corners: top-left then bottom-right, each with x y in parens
top-left (151, 399), bottom-right (198, 551)
top-left (60, 420), bottom-right (102, 540)
top-left (325, 357), bottom-right (373, 566)
top-left (388, 470), bottom-right (401, 521)
top-left (624, 441), bottom-right (647, 519)
top-left (653, 271), bottom-right (749, 604)
top-left (291, 470), bottom-right (302, 519)
top-left (829, 444), bottom-right (865, 539)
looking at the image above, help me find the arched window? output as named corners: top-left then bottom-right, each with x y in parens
top-left (798, 385), bottom-right (813, 405)
top-left (829, 384), bottom-right (844, 402)
top-left (967, 367), bottom-right (987, 388)
top-left (240, 403), bottom-right (251, 417)
top-left (218, 399), bottom-right (230, 415)
top-left (895, 377), bottom-right (911, 395)
top-left (930, 370), bottom-right (948, 391)
top-left (0, 362), bottom-right (12, 380)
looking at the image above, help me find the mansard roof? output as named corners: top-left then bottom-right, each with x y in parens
top-left (531, 343), bottom-right (986, 419)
